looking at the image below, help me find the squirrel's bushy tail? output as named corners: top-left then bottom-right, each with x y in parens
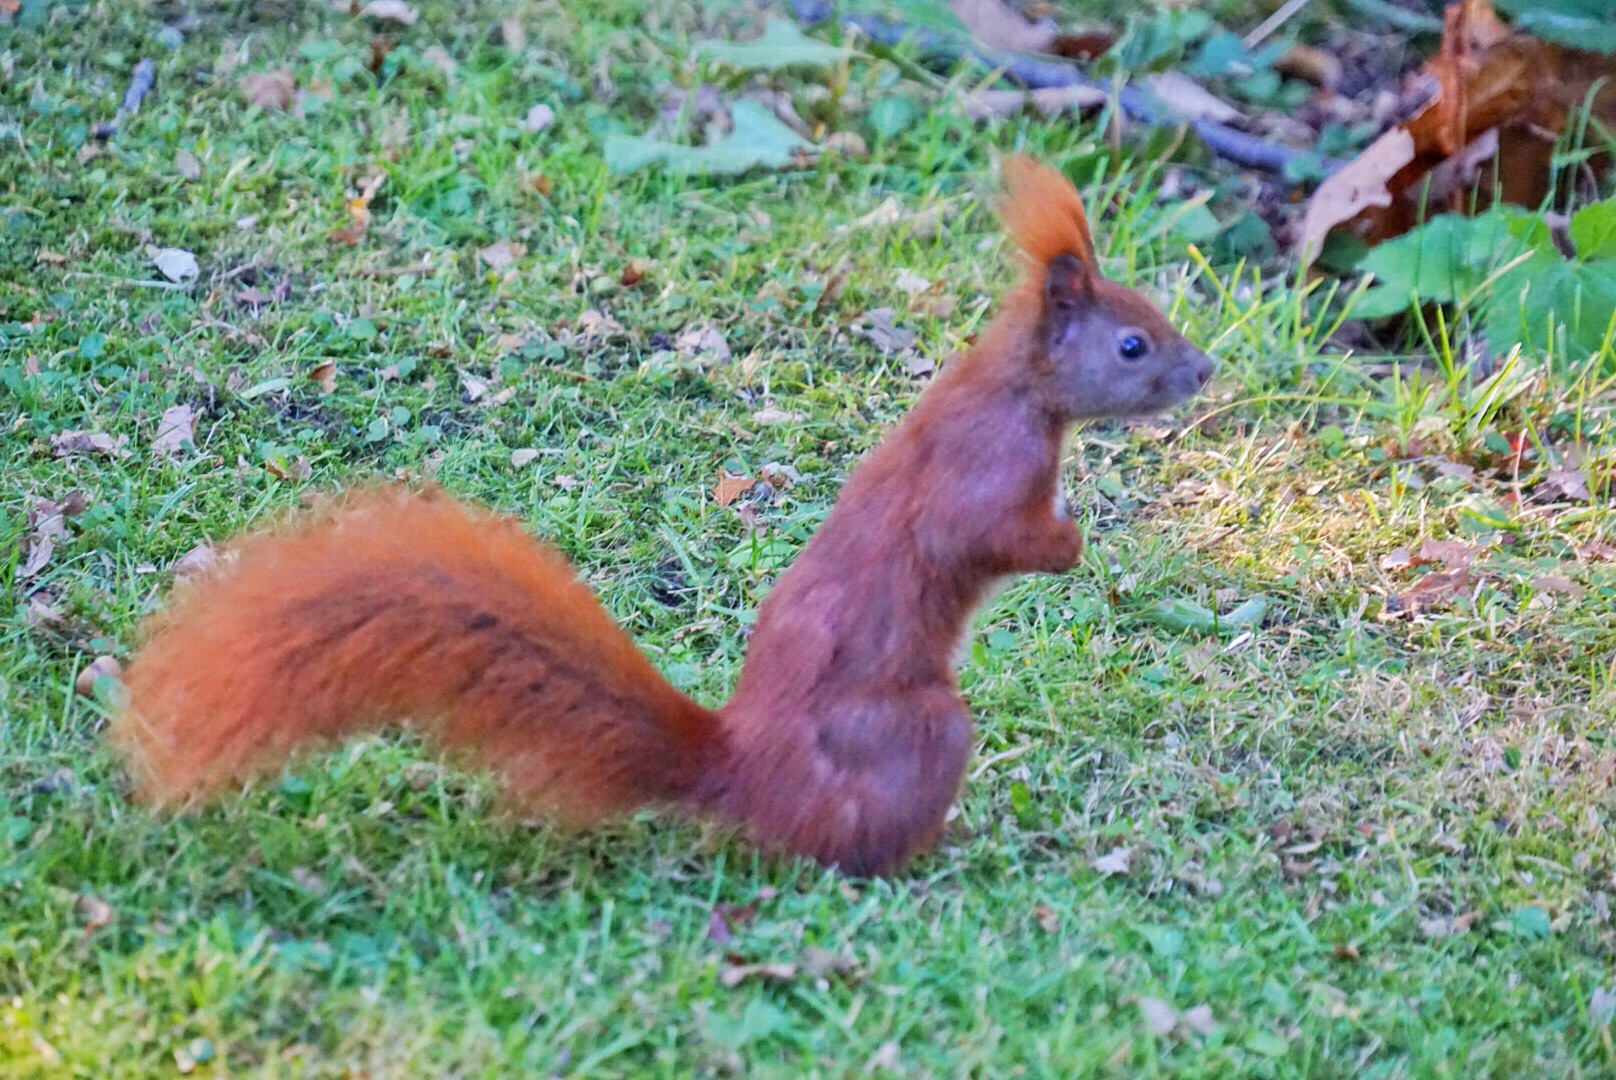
top-left (115, 485), bottom-right (721, 822)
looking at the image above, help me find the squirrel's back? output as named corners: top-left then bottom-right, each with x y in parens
top-left (116, 485), bottom-right (721, 822)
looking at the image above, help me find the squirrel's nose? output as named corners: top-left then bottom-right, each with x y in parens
top-left (1191, 349), bottom-right (1215, 387)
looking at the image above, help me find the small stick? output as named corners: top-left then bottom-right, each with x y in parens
top-left (95, 57), bottom-right (155, 138)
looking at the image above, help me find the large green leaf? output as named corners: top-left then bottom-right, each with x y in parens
top-left (697, 16), bottom-right (853, 71)
top-left (603, 100), bottom-right (814, 177)
top-left (1485, 253), bottom-right (1616, 360)
top-left (1571, 197), bottom-right (1616, 261)
top-left (1494, 0), bottom-right (1616, 54)
top-left (1353, 214), bottom-right (1533, 319)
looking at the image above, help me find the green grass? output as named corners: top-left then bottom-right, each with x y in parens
top-left (4, 1), bottom-right (1616, 1075)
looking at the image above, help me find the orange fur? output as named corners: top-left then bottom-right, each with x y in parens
top-left (116, 485), bottom-right (719, 823)
top-left (999, 155), bottom-right (1098, 273)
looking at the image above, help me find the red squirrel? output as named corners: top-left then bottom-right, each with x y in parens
top-left (113, 157), bottom-right (1213, 876)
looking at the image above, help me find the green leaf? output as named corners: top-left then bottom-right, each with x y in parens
top-left (604, 100), bottom-right (813, 177)
top-left (868, 95), bottom-right (922, 139)
top-left (1483, 252), bottom-right (1616, 361)
top-left (1571, 198), bottom-right (1616, 260)
top-left (1354, 213), bottom-right (1533, 319)
top-left (1510, 905), bottom-right (1552, 938)
top-left (697, 16), bottom-right (852, 70)
top-left (1494, 0), bottom-right (1616, 54)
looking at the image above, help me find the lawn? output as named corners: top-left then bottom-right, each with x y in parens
top-left (4, 1), bottom-right (1616, 1076)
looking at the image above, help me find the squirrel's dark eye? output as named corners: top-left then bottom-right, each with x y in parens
top-left (1118, 334), bottom-right (1149, 360)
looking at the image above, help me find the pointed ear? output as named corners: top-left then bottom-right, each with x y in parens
top-left (1044, 252), bottom-right (1094, 324)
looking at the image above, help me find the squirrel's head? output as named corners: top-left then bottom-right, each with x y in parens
top-left (1000, 156), bottom-right (1214, 421)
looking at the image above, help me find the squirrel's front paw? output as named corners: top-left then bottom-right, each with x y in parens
top-left (1030, 518), bottom-right (1083, 574)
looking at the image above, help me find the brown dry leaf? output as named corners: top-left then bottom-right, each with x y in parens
top-left (862, 308), bottom-right (917, 353)
top-left (150, 404), bottom-right (196, 457)
top-left (171, 542), bottom-right (218, 581)
top-left (1309, 0), bottom-right (1616, 252)
top-left (240, 70), bottom-right (296, 110)
top-left (360, 0), bottom-right (418, 25)
top-left (523, 172), bottom-right (553, 197)
top-left (675, 326), bottom-right (731, 363)
top-left (511, 448), bottom-right (541, 468)
top-left (331, 173), bottom-right (386, 246)
top-left (718, 962), bottom-right (797, 988)
top-left (77, 895), bottom-right (114, 931)
top-left (175, 149), bottom-right (202, 181)
top-left (308, 361), bottom-right (338, 395)
top-left (841, 198), bottom-right (946, 239)
top-left (714, 472), bottom-right (756, 507)
top-left (950, 0), bottom-right (1057, 52)
top-left (802, 946), bottom-right (853, 980)
top-left (1531, 574), bottom-right (1585, 597)
top-left (960, 84), bottom-right (1107, 121)
top-left (51, 430), bottom-right (130, 459)
top-left (1386, 566), bottom-right (1473, 614)
top-left (74, 655), bottom-right (123, 698)
top-left (265, 455), bottom-right (311, 482)
top-left (1416, 538), bottom-right (1478, 568)
top-left (1275, 43), bottom-right (1342, 89)
top-left (478, 240), bottom-right (526, 270)
top-left (1296, 127), bottom-right (1415, 268)
top-left (458, 370), bottom-right (489, 402)
top-left (704, 902), bottom-right (755, 944)
top-left (1034, 903), bottom-right (1059, 933)
top-left (21, 492), bottom-right (86, 579)
top-left (1091, 845), bottom-right (1133, 876)
top-left (1137, 997), bottom-right (1178, 1037)
top-left (1575, 542), bottom-right (1616, 563)
top-left (1539, 467), bottom-right (1590, 502)
top-left (1145, 72), bottom-right (1242, 123)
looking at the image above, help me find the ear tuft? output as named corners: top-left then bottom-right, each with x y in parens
top-left (999, 156), bottom-right (1098, 275)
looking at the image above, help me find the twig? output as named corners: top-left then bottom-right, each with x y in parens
top-left (795, 3), bottom-right (1339, 176)
top-left (1340, 0), bottom-right (1443, 33)
top-left (95, 57), bottom-right (155, 139)
top-left (1244, 0), bottom-right (1315, 50)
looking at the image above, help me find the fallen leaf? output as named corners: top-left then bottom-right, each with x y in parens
top-left (1034, 904), bottom-right (1059, 933)
top-left (802, 946), bottom-right (854, 979)
top-left (1145, 72), bottom-right (1242, 123)
top-left (170, 542), bottom-right (218, 580)
top-left (718, 962), bottom-right (797, 988)
top-left (894, 269), bottom-right (932, 296)
top-left (1180, 1004), bottom-right (1217, 1037)
top-left (604, 99), bottom-right (814, 177)
top-left (1575, 542), bottom-right (1616, 562)
top-left (511, 448), bottom-right (541, 468)
top-left (675, 326), bottom-right (732, 363)
top-left (478, 240), bottom-right (526, 270)
top-left (1592, 986), bottom-right (1616, 1026)
top-left (862, 308), bottom-right (917, 353)
top-left (1296, 127), bottom-right (1416, 268)
top-left (51, 431), bottom-right (130, 459)
top-left (1381, 547), bottom-right (1413, 570)
top-left (524, 172), bottom-right (553, 196)
top-left (151, 247), bottom-right (200, 284)
top-left (77, 895), bottom-right (114, 931)
top-left (21, 492), bottom-right (86, 579)
top-left (1091, 845), bottom-right (1133, 876)
top-left (308, 361), bottom-right (337, 394)
top-left (842, 198), bottom-right (946, 239)
top-left (522, 103), bottom-right (555, 133)
top-left (575, 309), bottom-right (625, 339)
top-left (951, 0), bottom-right (1058, 53)
top-left (360, 0), bottom-right (418, 25)
top-left (150, 403), bottom-right (196, 457)
top-left (697, 15), bottom-right (853, 71)
top-left (751, 405), bottom-right (801, 426)
top-left (714, 472), bottom-right (756, 507)
top-left (175, 149), bottom-right (202, 180)
top-left (240, 70), bottom-right (296, 110)
top-left (422, 45), bottom-right (458, 81)
top-left (1416, 537), bottom-right (1478, 567)
top-left (74, 656), bottom-right (123, 699)
top-left (1530, 574), bottom-right (1584, 597)
top-left (1540, 467), bottom-right (1590, 502)
top-left (1137, 997), bottom-right (1178, 1037)
top-left (705, 902), bottom-right (755, 944)
top-left (458, 370), bottom-right (489, 402)
top-left (1386, 566), bottom-right (1473, 614)
top-left (330, 172), bottom-right (385, 246)
top-left (823, 131), bottom-right (868, 157)
top-left (864, 1042), bottom-right (900, 1074)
